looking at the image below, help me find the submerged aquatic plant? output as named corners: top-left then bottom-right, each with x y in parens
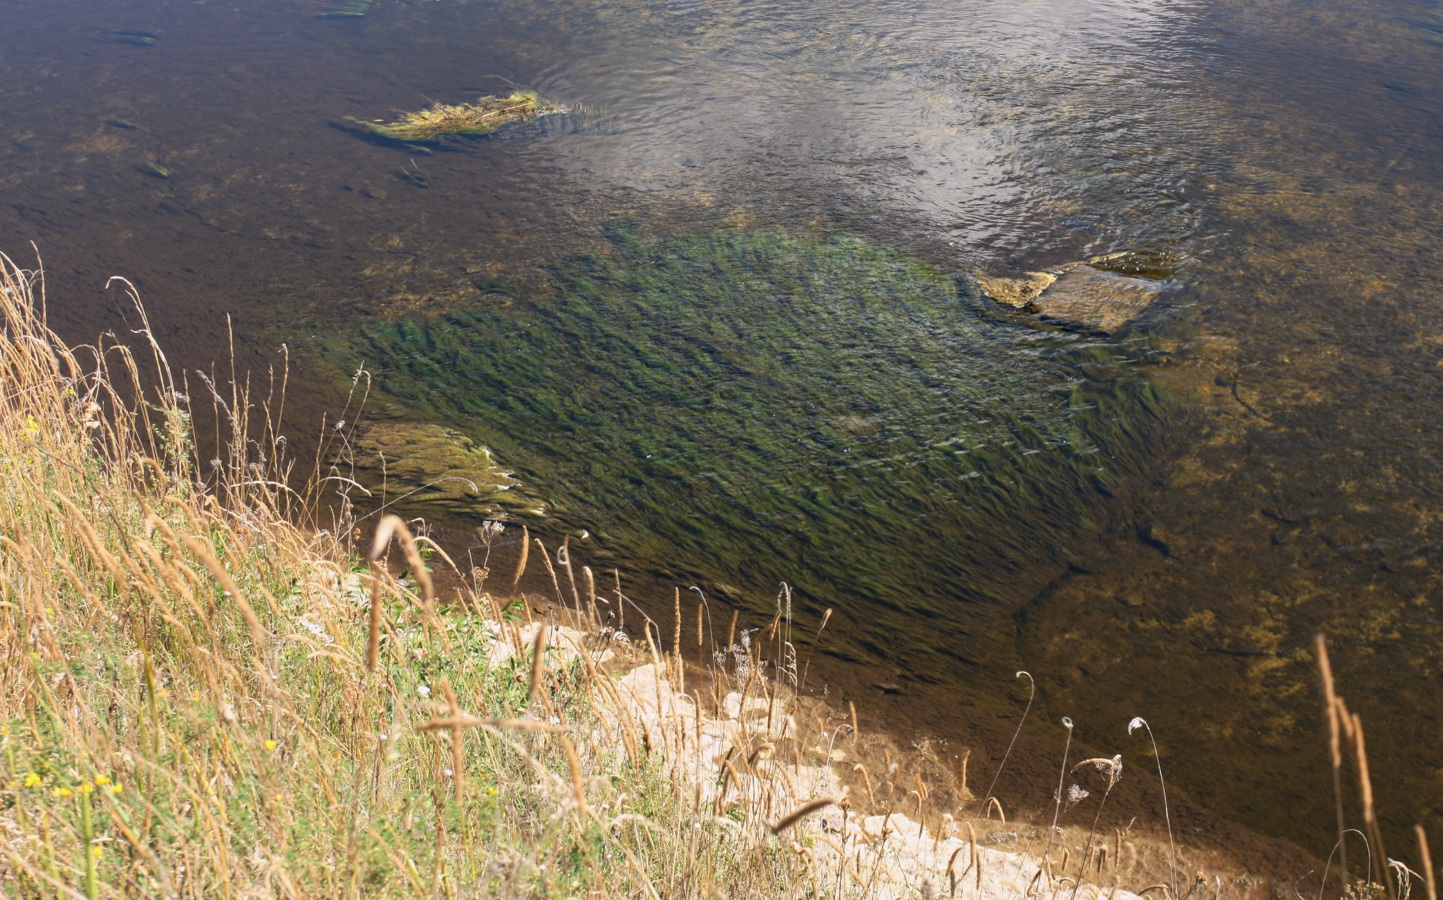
top-left (100, 29), bottom-right (160, 45)
top-left (321, 228), bottom-right (1181, 685)
top-left (319, 0), bottom-right (374, 17)
top-left (1417, 11), bottom-right (1443, 46)
top-left (346, 92), bottom-right (565, 142)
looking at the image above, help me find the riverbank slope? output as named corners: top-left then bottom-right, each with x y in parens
top-left (0, 253), bottom-right (1375, 897)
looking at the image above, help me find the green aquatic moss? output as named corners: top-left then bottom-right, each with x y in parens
top-left (323, 228), bottom-right (1181, 677)
top-left (346, 92), bottom-right (564, 142)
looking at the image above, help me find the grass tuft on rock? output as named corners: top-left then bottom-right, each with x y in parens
top-left (347, 91), bottom-right (565, 142)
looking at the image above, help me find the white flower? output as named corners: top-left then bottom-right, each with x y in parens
top-left (297, 616), bottom-right (333, 644)
top-left (417, 685), bottom-right (431, 697)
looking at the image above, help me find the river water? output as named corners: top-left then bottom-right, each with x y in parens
top-left (3, 0), bottom-right (1441, 873)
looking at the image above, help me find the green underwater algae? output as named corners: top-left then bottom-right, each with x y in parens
top-left (326, 228), bottom-right (1181, 678)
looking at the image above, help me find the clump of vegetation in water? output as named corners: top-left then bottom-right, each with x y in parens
top-left (347, 92), bottom-right (564, 142)
top-left (100, 29), bottom-right (161, 45)
top-left (323, 227), bottom-right (1182, 688)
top-left (319, 0), bottom-right (373, 17)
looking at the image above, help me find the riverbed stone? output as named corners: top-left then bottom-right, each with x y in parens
top-left (1031, 264), bottom-right (1162, 333)
top-left (980, 263), bottom-right (1164, 333)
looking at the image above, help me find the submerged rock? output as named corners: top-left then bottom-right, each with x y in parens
top-left (980, 262), bottom-right (1164, 334)
top-left (975, 271), bottom-right (1056, 308)
top-left (1032, 264), bottom-right (1163, 332)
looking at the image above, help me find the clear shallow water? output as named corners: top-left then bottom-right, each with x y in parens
top-left (3, 0), bottom-right (1442, 869)
top-left (324, 227), bottom-right (1179, 707)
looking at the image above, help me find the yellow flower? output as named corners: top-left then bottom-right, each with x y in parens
top-left (94, 775), bottom-right (111, 786)
top-left (486, 786), bottom-right (498, 797)
top-left (90, 846), bottom-right (103, 859)
top-left (23, 773), bottom-right (42, 788)
top-left (264, 740), bottom-right (277, 752)
top-left (78, 782), bottom-right (94, 795)
top-left (109, 784), bottom-right (123, 795)
top-left (53, 787), bottom-right (71, 798)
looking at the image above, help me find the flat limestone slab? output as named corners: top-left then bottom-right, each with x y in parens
top-left (1029, 264), bottom-right (1162, 333)
top-left (978, 263), bottom-right (1164, 333)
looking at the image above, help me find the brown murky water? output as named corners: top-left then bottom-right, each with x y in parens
top-left (3, 0), bottom-right (1441, 876)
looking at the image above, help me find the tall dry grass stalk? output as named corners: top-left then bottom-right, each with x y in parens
top-left (1312, 634), bottom-right (1443, 900)
top-left (1317, 633), bottom-right (1349, 886)
top-left (1128, 716), bottom-right (1178, 900)
top-left (1417, 826), bottom-right (1437, 900)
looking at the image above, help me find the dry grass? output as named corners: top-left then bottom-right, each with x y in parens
top-left (0, 253), bottom-right (795, 897)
